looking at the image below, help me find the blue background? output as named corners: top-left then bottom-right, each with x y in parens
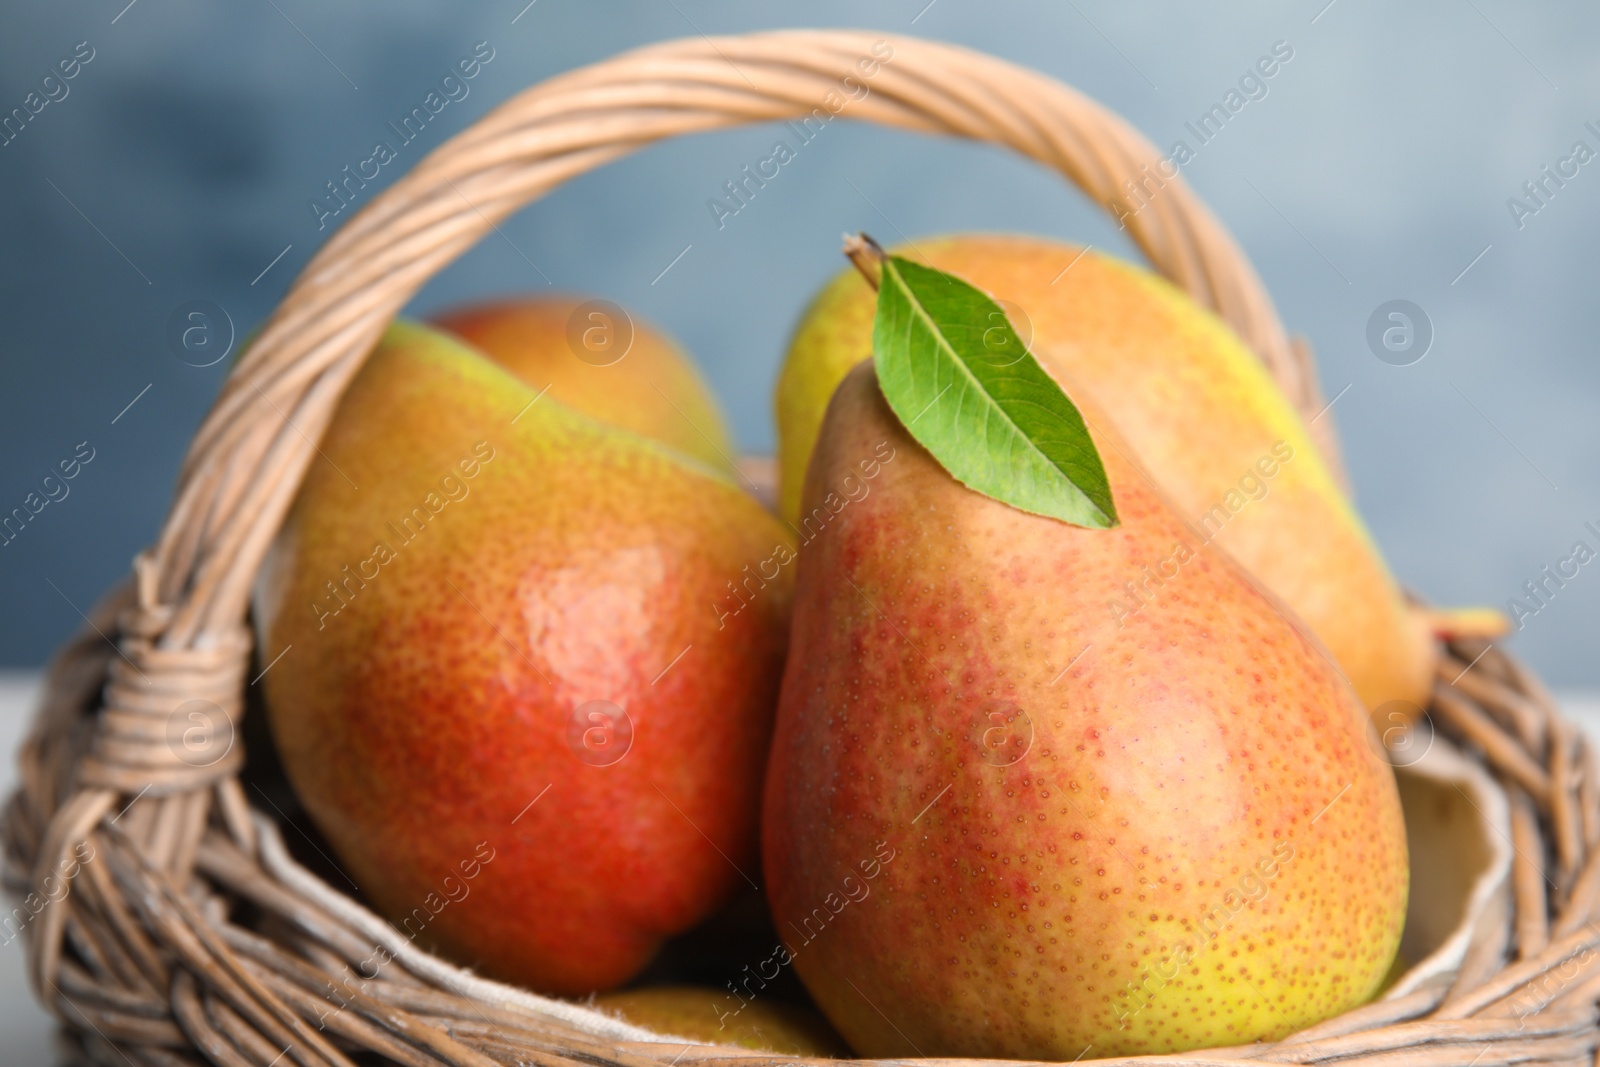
top-left (1, 1), bottom-right (1596, 683)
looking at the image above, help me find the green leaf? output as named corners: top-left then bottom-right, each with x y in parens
top-left (872, 254), bottom-right (1118, 529)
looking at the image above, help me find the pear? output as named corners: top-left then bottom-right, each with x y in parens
top-left (593, 986), bottom-right (851, 1055)
top-left (775, 235), bottom-right (1433, 715)
top-left (436, 295), bottom-right (737, 473)
top-left (762, 362), bottom-right (1407, 1059)
top-left (256, 321), bottom-right (793, 994)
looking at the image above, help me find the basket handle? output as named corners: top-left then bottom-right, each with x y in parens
top-left (152, 29), bottom-right (1337, 649)
top-left (33, 28), bottom-right (1338, 995)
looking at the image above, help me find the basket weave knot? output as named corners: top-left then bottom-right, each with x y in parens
top-left (77, 617), bottom-right (253, 797)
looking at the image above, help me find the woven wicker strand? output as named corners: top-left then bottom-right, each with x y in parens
top-left (1, 29), bottom-right (1591, 1067)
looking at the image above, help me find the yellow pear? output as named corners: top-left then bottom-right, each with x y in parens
top-left (593, 986), bottom-right (850, 1055)
top-left (775, 234), bottom-right (1433, 715)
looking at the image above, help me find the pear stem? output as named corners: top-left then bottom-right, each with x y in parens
top-left (842, 232), bottom-right (887, 292)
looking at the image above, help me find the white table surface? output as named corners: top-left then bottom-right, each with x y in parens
top-left (2, 671), bottom-right (1598, 1065)
top-left (0, 673), bottom-right (66, 1067)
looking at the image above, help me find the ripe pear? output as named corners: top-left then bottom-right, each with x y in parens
top-left (775, 235), bottom-right (1432, 715)
top-left (256, 321), bottom-right (792, 994)
top-left (762, 362), bottom-right (1407, 1059)
top-left (593, 987), bottom-right (850, 1055)
top-left (436, 296), bottom-right (736, 472)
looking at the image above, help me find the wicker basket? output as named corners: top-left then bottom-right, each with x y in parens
top-left (6, 28), bottom-right (1597, 1067)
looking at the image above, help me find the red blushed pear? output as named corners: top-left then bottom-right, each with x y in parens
top-left (256, 321), bottom-right (792, 994)
top-left (762, 362), bottom-right (1407, 1059)
top-left (435, 295), bottom-right (738, 475)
